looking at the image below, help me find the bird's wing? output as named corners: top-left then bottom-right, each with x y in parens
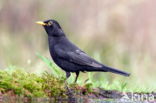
top-left (55, 46), bottom-right (103, 68)
top-left (68, 50), bottom-right (103, 67)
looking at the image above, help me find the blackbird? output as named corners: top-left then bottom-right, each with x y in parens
top-left (36, 19), bottom-right (130, 83)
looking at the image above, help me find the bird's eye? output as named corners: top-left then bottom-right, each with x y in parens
top-left (48, 21), bottom-right (53, 26)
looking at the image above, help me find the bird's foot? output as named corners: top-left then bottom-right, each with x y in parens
top-left (65, 81), bottom-right (72, 95)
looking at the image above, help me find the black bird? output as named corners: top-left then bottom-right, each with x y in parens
top-left (36, 19), bottom-right (130, 83)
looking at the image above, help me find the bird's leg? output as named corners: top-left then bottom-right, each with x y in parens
top-left (65, 72), bottom-right (71, 91)
top-left (65, 72), bottom-right (75, 101)
top-left (65, 72), bottom-right (71, 85)
top-left (74, 72), bottom-right (80, 83)
top-left (66, 72), bottom-right (71, 79)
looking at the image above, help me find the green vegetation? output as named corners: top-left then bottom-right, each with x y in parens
top-left (0, 53), bottom-right (155, 98)
top-left (0, 70), bottom-right (66, 97)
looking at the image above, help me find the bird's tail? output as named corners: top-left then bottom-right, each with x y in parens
top-left (102, 65), bottom-right (130, 76)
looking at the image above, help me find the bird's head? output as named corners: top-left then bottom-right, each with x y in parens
top-left (36, 19), bottom-right (64, 37)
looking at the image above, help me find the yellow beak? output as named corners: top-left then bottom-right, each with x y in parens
top-left (36, 21), bottom-right (47, 26)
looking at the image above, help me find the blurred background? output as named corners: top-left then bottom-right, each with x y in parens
top-left (0, 0), bottom-right (156, 90)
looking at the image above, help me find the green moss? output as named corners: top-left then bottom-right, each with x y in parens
top-left (0, 70), bottom-right (66, 97)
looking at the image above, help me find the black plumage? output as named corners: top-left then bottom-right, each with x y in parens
top-left (36, 19), bottom-right (130, 83)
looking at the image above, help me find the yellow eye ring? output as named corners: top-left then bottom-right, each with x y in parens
top-left (48, 21), bottom-right (53, 26)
